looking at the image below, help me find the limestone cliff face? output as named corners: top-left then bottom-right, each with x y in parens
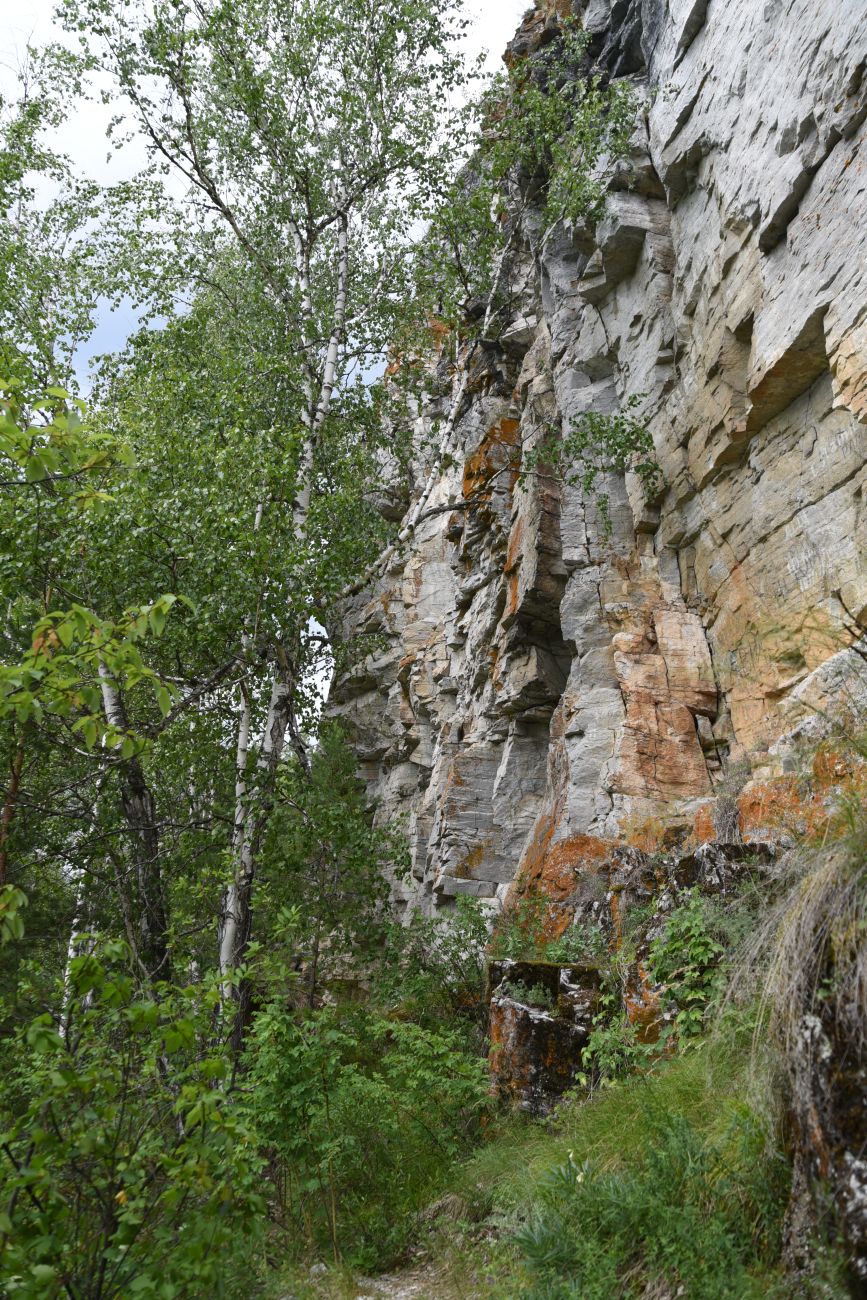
top-left (331, 0), bottom-right (867, 917)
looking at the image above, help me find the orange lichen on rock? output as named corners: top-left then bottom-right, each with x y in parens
top-left (687, 801), bottom-right (717, 848)
top-left (737, 752), bottom-right (867, 843)
top-left (462, 418), bottom-right (521, 504)
top-left (625, 963), bottom-right (662, 1044)
top-left (812, 743), bottom-right (867, 791)
top-left (506, 829), bottom-right (614, 940)
top-left (488, 960), bottom-right (601, 1111)
top-left (738, 776), bottom-right (821, 841)
top-left (504, 516), bottom-right (525, 619)
top-left (622, 814), bottom-right (669, 853)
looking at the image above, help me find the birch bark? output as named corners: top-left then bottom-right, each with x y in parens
top-left (218, 195), bottom-right (350, 1040)
top-left (98, 662), bottom-right (171, 981)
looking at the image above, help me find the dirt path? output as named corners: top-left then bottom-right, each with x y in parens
top-left (354, 1263), bottom-right (448, 1298)
top-left (355, 1248), bottom-right (494, 1300)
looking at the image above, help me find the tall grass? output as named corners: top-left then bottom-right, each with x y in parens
top-left (447, 1018), bottom-right (840, 1298)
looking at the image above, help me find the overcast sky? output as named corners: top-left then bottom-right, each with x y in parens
top-left (0, 0), bottom-right (530, 378)
top-left (1, 0), bottom-right (530, 184)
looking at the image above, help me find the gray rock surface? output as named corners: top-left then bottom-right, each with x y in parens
top-left (330, 0), bottom-right (867, 916)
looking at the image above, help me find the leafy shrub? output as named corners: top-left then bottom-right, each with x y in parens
top-left (489, 895), bottom-right (550, 961)
top-left (491, 900), bottom-right (608, 966)
top-left (544, 923), bottom-right (607, 964)
top-left (581, 1012), bottom-right (659, 1085)
top-left (373, 895), bottom-right (490, 1036)
top-left (244, 1002), bottom-right (490, 1270)
top-left (261, 725), bottom-right (405, 1004)
top-left (0, 940), bottom-right (263, 1299)
top-left (650, 890), bottom-right (724, 1037)
top-left (499, 980), bottom-right (556, 1010)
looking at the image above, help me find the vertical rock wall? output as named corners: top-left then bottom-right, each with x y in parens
top-left (331, 0), bottom-right (867, 917)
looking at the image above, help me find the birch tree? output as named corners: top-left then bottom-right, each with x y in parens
top-left (50, 0), bottom-right (475, 1033)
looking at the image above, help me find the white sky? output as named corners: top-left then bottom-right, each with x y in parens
top-left (1, 0), bottom-right (529, 185)
top-left (0, 0), bottom-right (530, 376)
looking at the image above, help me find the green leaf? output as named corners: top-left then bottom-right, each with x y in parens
top-left (25, 1015), bottom-right (64, 1054)
top-left (24, 454), bottom-right (48, 482)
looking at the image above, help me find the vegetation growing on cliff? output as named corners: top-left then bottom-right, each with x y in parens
top-left (0, 0), bottom-right (644, 1289)
top-left (1, 0), bottom-right (864, 1295)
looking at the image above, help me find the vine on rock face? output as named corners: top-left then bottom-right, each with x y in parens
top-left (522, 394), bottom-right (663, 538)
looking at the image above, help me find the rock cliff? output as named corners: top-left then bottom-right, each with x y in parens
top-left (331, 0), bottom-right (867, 919)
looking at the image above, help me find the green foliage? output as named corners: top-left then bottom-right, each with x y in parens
top-left (582, 1012), bottom-right (658, 1085)
top-left (244, 1002), bottom-right (489, 1270)
top-left (650, 891), bottom-right (725, 1038)
top-left (417, 18), bottom-right (636, 332)
top-left (373, 896), bottom-right (490, 1035)
top-left (259, 726), bottom-right (404, 1002)
top-left (545, 922), bottom-right (607, 964)
top-left (522, 396), bottom-right (662, 536)
top-left (0, 383), bottom-right (180, 738)
top-left (0, 381), bottom-right (120, 497)
top-left (489, 896), bottom-right (549, 960)
top-left (0, 887), bottom-right (27, 946)
top-left (446, 1027), bottom-right (795, 1299)
top-left (490, 899), bottom-right (607, 966)
top-left (517, 1107), bottom-right (788, 1300)
top-left (499, 979), bottom-right (556, 1011)
top-left (0, 80), bottom-right (169, 389)
top-left (56, 0), bottom-right (476, 378)
top-left (0, 940), bottom-right (264, 1298)
top-left (494, 21), bottom-right (637, 229)
top-left (1, 597), bottom-right (180, 737)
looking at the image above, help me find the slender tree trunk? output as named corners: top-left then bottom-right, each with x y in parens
top-left (219, 678), bottom-right (253, 1002)
top-left (219, 662), bottom-right (295, 1050)
top-left (218, 205), bottom-right (349, 1046)
top-left (61, 868), bottom-right (94, 1040)
top-left (99, 664), bottom-right (171, 982)
top-left (0, 728), bottom-right (26, 887)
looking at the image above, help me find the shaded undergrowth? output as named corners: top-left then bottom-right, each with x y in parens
top-left (279, 734), bottom-right (867, 1299)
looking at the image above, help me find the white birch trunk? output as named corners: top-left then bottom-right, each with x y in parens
top-left (98, 662), bottom-right (170, 980)
top-left (218, 680), bottom-right (253, 999)
top-left (60, 868), bottom-right (90, 1041)
top-left (218, 194), bottom-right (350, 1037)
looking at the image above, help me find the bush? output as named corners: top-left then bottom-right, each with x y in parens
top-left (650, 890), bottom-right (724, 1037)
top-left (490, 898), bottom-right (607, 966)
top-left (244, 1001), bottom-right (490, 1271)
top-left (0, 940), bottom-right (264, 1299)
top-left (499, 980), bottom-right (556, 1010)
top-left (373, 896), bottom-right (490, 1038)
top-left (489, 896), bottom-right (550, 961)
